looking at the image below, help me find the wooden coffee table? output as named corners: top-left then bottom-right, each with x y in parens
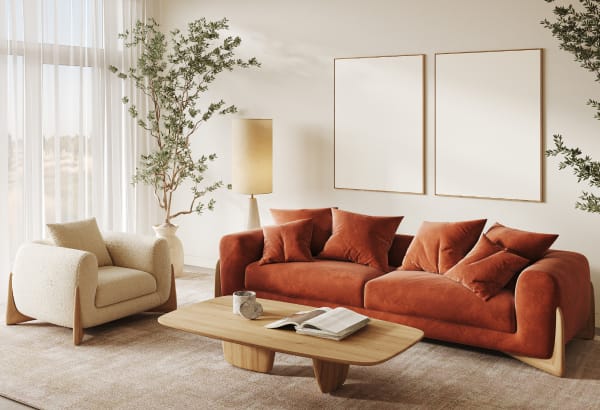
top-left (158, 296), bottom-right (423, 393)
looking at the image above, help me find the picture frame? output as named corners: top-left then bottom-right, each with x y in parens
top-left (434, 49), bottom-right (543, 202)
top-left (334, 54), bottom-right (425, 194)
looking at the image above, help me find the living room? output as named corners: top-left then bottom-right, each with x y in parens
top-left (1, 0), bottom-right (599, 408)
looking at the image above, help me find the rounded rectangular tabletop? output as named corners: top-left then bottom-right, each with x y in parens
top-left (159, 296), bottom-right (424, 366)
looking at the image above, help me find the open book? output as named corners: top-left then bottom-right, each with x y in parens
top-left (265, 307), bottom-right (370, 341)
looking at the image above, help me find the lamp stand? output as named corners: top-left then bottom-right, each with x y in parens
top-left (247, 194), bottom-right (261, 230)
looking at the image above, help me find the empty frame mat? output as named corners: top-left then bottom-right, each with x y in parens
top-left (334, 55), bottom-right (424, 193)
top-left (435, 49), bottom-right (542, 201)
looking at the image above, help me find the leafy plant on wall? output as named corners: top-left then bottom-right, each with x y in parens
top-left (544, 0), bottom-right (600, 213)
top-left (110, 18), bottom-right (260, 225)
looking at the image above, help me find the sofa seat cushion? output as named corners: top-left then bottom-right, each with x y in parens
top-left (364, 270), bottom-right (516, 332)
top-left (96, 266), bottom-right (157, 308)
top-left (245, 260), bottom-right (384, 307)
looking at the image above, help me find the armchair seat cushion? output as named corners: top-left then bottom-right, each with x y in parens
top-left (95, 266), bottom-right (157, 308)
top-left (245, 260), bottom-right (383, 307)
top-left (364, 270), bottom-right (516, 332)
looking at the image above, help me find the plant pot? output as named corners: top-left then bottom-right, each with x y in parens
top-left (153, 223), bottom-right (184, 277)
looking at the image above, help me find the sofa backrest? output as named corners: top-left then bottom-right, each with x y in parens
top-left (388, 234), bottom-right (414, 267)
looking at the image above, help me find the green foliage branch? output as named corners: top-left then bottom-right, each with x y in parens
top-left (543, 0), bottom-right (600, 213)
top-left (110, 18), bottom-right (259, 224)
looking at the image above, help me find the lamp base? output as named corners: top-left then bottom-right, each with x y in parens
top-left (247, 196), bottom-right (261, 230)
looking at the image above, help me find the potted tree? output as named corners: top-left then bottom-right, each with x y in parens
top-left (110, 18), bottom-right (259, 275)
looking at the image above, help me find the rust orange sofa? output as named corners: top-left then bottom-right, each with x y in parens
top-left (216, 229), bottom-right (595, 377)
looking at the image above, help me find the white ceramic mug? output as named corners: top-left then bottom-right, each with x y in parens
top-left (233, 290), bottom-right (256, 315)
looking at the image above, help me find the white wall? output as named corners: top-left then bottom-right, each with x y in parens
top-left (159, 0), bottom-right (600, 323)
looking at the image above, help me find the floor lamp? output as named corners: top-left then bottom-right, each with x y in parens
top-left (232, 119), bottom-right (273, 230)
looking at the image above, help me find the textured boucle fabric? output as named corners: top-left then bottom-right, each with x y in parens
top-left (46, 217), bottom-right (113, 267)
top-left (104, 232), bottom-right (171, 304)
top-left (95, 266), bottom-right (157, 308)
top-left (11, 232), bottom-right (172, 330)
top-left (13, 243), bottom-right (98, 328)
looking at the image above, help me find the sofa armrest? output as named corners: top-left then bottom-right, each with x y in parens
top-left (12, 243), bottom-right (98, 328)
top-left (103, 232), bottom-right (171, 303)
top-left (514, 250), bottom-right (591, 354)
top-left (219, 229), bottom-right (264, 296)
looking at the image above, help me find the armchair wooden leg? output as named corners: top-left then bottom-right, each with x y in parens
top-left (576, 282), bottom-right (595, 340)
top-left (149, 265), bottom-right (178, 313)
top-left (6, 273), bottom-right (34, 325)
top-left (506, 307), bottom-right (565, 377)
top-left (214, 259), bottom-right (222, 297)
top-left (73, 287), bottom-right (84, 346)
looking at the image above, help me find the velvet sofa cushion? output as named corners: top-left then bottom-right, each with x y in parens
top-left (486, 223), bottom-right (558, 261)
top-left (245, 259), bottom-right (384, 307)
top-left (364, 270), bottom-right (516, 332)
top-left (318, 209), bottom-right (403, 272)
top-left (445, 234), bottom-right (530, 300)
top-left (46, 217), bottom-right (113, 266)
top-left (259, 219), bottom-right (313, 265)
top-left (400, 219), bottom-right (487, 274)
top-left (270, 207), bottom-right (334, 255)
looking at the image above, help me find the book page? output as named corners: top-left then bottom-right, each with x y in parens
top-left (265, 308), bottom-right (330, 329)
top-left (301, 307), bottom-right (369, 335)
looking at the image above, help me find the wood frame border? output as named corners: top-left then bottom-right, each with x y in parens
top-left (5, 273), bottom-right (34, 325)
top-left (333, 53), bottom-right (427, 195)
top-left (149, 265), bottom-right (178, 313)
top-left (507, 307), bottom-right (565, 377)
top-left (434, 48), bottom-right (544, 202)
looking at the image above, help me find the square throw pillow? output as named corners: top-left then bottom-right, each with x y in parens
top-left (318, 209), bottom-right (403, 272)
top-left (400, 219), bottom-right (487, 274)
top-left (270, 207), bottom-right (335, 255)
top-left (46, 217), bottom-right (113, 266)
top-left (485, 223), bottom-right (558, 261)
top-left (259, 218), bottom-right (314, 265)
top-left (445, 234), bottom-right (530, 300)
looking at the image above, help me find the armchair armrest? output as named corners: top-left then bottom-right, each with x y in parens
top-left (513, 250), bottom-right (591, 356)
top-left (103, 232), bottom-right (171, 303)
top-left (12, 243), bottom-right (98, 328)
top-left (219, 229), bottom-right (264, 296)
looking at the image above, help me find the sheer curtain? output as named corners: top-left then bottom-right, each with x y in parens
top-left (0, 0), bottom-right (159, 298)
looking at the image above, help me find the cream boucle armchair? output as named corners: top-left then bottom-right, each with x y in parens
top-left (6, 231), bottom-right (177, 345)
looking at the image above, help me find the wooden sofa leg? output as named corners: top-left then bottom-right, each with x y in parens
top-left (506, 307), bottom-right (565, 377)
top-left (576, 282), bottom-right (595, 340)
top-left (150, 266), bottom-right (178, 313)
top-left (214, 259), bottom-right (222, 297)
top-left (6, 273), bottom-right (34, 325)
top-left (73, 287), bottom-right (84, 346)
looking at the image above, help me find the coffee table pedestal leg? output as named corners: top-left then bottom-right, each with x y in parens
top-left (312, 359), bottom-right (349, 393)
top-left (222, 341), bottom-right (275, 373)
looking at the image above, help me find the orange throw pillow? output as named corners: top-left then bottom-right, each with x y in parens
top-left (485, 223), bottom-right (558, 261)
top-left (318, 209), bottom-right (403, 272)
top-left (270, 207), bottom-right (334, 255)
top-left (400, 219), bottom-right (487, 274)
top-left (259, 219), bottom-right (314, 265)
top-left (445, 234), bottom-right (530, 300)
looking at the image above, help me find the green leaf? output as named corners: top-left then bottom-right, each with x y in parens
top-left (110, 17), bottom-right (261, 223)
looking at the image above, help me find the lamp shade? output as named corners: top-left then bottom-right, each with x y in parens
top-left (232, 119), bottom-right (273, 195)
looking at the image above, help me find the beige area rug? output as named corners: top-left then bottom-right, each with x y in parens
top-left (1, 272), bottom-right (599, 410)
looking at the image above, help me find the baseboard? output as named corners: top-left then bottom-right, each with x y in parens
top-left (183, 255), bottom-right (214, 269)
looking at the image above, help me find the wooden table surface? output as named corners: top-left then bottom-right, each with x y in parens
top-left (159, 296), bottom-right (424, 366)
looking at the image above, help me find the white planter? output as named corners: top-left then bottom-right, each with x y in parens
top-left (153, 223), bottom-right (184, 277)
